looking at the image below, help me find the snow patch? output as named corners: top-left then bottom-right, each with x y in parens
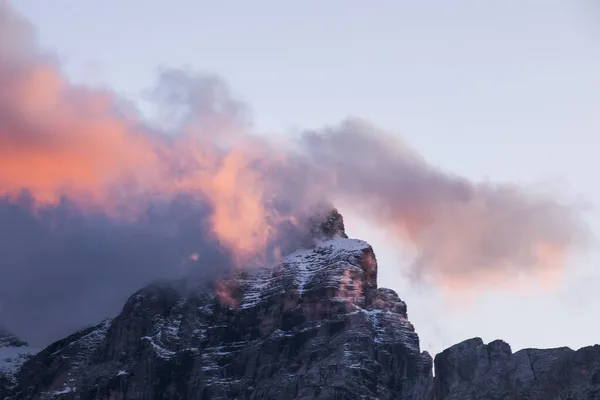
top-left (141, 336), bottom-right (176, 359)
top-left (318, 237), bottom-right (370, 252)
top-left (0, 345), bottom-right (35, 381)
top-left (239, 267), bottom-right (275, 309)
top-left (51, 386), bottom-right (75, 395)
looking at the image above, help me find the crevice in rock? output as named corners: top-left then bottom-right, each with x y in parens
top-left (526, 350), bottom-right (538, 383)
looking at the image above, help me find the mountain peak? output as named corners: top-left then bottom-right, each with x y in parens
top-left (5, 234), bottom-right (434, 399)
top-left (309, 207), bottom-right (347, 239)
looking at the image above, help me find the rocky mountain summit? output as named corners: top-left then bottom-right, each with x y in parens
top-left (2, 210), bottom-right (599, 399)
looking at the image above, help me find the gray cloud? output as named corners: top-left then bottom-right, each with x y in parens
top-left (0, 193), bottom-right (233, 346)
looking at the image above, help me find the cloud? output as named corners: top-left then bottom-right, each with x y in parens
top-left (0, 2), bottom-right (590, 345)
top-left (0, 192), bottom-right (232, 345)
top-left (299, 120), bottom-right (589, 289)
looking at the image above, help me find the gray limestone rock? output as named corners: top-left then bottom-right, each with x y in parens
top-left (434, 337), bottom-right (600, 400)
top-left (7, 211), bottom-right (432, 399)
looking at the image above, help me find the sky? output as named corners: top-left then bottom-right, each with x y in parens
top-left (6, 0), bottom-right (600, 355)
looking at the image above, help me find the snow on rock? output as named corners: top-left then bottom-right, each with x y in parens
top-left (239, 236), bottom-right (373, 309)
top-left (35, 319), bottom-right (113, 399)
top-left (141, 336), bottom-right (176, 359)
top-left (50, 386), bottom-right (74, 395)
top-left (0, 345), bottom-right (35, 380)
top-left (0, 328), bottom-right (35, 384)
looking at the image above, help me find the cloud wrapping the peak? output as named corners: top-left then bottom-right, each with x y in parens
top-left (299, 121), bottom-right (587, 287)
top-left (0, 2), bottom-right (589, 345)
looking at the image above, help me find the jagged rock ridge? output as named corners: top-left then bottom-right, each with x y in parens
top-left (434, 337), bottom-right (600, 400)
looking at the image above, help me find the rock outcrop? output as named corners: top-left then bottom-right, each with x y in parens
top-left (434, 337), bottom-right (600, 400)
top-left (2, 210), bottom-right (599, 399)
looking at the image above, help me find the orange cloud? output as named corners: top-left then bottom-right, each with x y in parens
top-left (0, 60), bottom-right (161, 210)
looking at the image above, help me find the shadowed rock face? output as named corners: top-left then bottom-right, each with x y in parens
top-left (1, 210), bottom-right (599, 399)
top-left (5, 210), bottom-right (433, 399)
top-left (434, 337), bottom-right (600, 400)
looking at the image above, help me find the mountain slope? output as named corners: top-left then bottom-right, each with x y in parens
top-left (7, 211), bottom-right (433, 399)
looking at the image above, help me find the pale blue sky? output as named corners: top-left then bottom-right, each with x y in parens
top-left (12, 0), bottom-right (600, 354)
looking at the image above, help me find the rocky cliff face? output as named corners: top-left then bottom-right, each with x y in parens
top-left (1, 210), bottom-right (599, 399)
top-left (5, 210), bottom-right (433, 399)
top-left (434, 337), bottom-right (600, 400)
